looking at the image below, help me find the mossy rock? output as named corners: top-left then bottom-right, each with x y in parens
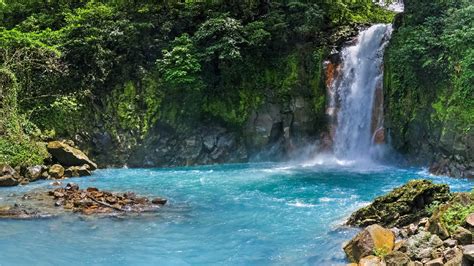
top-left (347, 180), bottom-right (451, 227)
top-left (427, 192), bottom-right (474, 239)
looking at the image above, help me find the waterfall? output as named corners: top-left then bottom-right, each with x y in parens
top-left (328, 24), bottom-right (393, 161)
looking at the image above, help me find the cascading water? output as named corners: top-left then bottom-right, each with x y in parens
top-left (328, 24), bottom-right (393, 161)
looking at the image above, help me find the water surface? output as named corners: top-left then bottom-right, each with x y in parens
top-left (0, 161), bottom-right (472, 265)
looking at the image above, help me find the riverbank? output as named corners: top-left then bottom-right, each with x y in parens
top-left (343, 180), bottom-right (474, 265)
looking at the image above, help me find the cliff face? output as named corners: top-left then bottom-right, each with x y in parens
top-left (383, 0), bottom-right (473, 177)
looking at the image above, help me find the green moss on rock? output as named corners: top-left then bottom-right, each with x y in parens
top-left (347, 180), bottom-right (452, 228)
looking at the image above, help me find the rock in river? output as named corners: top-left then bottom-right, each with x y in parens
top-left (347, 180), bottom-right (451, 227)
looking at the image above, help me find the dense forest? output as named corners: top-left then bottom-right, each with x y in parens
top-left (0, 0), bottom-right (395, 167)
top-left (0, 0), bottom-right (471, 176)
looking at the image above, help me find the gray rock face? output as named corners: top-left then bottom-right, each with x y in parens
top-left (405, 231), bottom-right (443, 260)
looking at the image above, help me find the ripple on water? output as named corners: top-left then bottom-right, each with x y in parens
top-left (0, 162), bottom-right (473, 265)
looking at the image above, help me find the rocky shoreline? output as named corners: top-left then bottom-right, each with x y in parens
top-left (0, 140), bottom-right (97, 187)
top-left (0, 183), bottom-right (167, 219)
top-left (343, 180), bottom-right (474, 266)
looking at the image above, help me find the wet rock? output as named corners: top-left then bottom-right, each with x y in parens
top-left (347, 180), bottom-right (451, 227)
top-left (48, 164), bottom-right (64, 179)
top-left (359, 255), bottom-right (385, 266)
top-left (0, 175), bottom-right (19, 187)
top-left (453, 226), bottom-right (472, 245)
top-left (152, 198), bottom-right (167, 205)
top-left (343, 224), bottom-right (395, 263)
top-left (47, 141), bottom-right (97, 170)
top-left (384, 251), bottom-right (412, 266)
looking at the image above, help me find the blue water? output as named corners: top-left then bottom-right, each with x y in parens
top-left (0, 160), bottom-right (472, 266)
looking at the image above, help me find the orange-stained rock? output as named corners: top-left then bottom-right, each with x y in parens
top-left (343, 224), bottom-right (395, 263)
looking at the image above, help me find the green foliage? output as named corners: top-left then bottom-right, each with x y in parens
top-left (373, 246), bottom-right (390, 258)
top-left (0, 137), bottom-right (47, 167)
top-left (157, 34), bottom-right (203, 92)
top-left (0, 0), bottom-right (397, 165)
top-left (441, 203), bottom-right (474, 233)
top-left (384, 0), bottom-right (473, 153)
top-left (0, 68), bottom-right (48, 166)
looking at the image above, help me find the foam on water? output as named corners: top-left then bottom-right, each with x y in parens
top-left (0, 163), bottom-right (472, 265)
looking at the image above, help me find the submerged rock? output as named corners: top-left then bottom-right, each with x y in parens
top-left (347, 180), bottom-right (451, 227)
top-left (47, 141), bottom-right (97, 170)
top-left (343, 224), bottom-right (395, 263)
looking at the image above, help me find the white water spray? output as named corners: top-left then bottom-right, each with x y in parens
top-left (331, 24), bottom-right (393, 161)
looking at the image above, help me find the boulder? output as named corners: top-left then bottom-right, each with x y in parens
top-left (47, 141), bottom-right (97, 170)
top-left (0, 175), bottom-right (19, 187)
top-left (443, 247), bottom-right (463, 266)
top-left (463, 244), bottom-right (474, 262)
top-left (405, 231), bottom-right (443, 260)
top-left (48, 164), bottom-right (64, 179)
top-left (466, 213), bottom-right (474, 228)
top-left (64, 165), bottom-right (91, 178)
top-left (384, 251), bottom-right (412, 266)
top-left (453, 226), bottom-right (472, 245)
top-left (0, 164), bottom-right (16, 176)
top-left (0, 164), bottom-right (20, 186)
top-left (343, 224), bottom-right (395, 263)
top-left (347, 180), bottom-right (451, 227)
top-left (427, 192), bottom-right (473, 239)
top-left (359, 255), bottom-right (386, 266)
top-left (25, 165), bottom-right (45, 181)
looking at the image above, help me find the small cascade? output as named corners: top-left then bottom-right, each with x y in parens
top-left (326, 24), bottom-right (393, 161)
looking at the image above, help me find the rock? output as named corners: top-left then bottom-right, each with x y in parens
top-left (359, 255), bottom-right (385, 266)
top-left (427, 192), bottom-right (473, 240)
top-left (384, 251), bottom-right (412, 266)
top-left (443, 239), bottom-right (457, 248)
top-left (65, 183), bottom-right (79, 191)
top-left (47, 141), bottom-right (97, 170)
top-left (393, 240), bottom-right (406, 252)
top-left (0, 175), bottom-right (19, 186)
top-left (444, 247), bottom-right (463, 266)
top-left (48, 164), bottom-right (64, 179)
top-left (0, 164), bottom-right (16, 176)
top-left (347, 180), bottom-right (451, 227)
top-left (25, 165), bottom-right (45, 181)
top-left (463, 244), bottom-right (474, 261)
top-left (466, 213), bottom-right (474, 228)
top-left (343, 224), bottom-right (395, 263)
top-left (424, 258), bottom-right (443, 266)
top-left (151, 198), bottom-right (167, 205)
top-left (405, 231), bottom-right (443, 260)
top-left (453, 226), bottom-right (472, 245)
top-left (50, 181), bottom-right (62, 186)
top-left (64, 165), bottom-right (91, 177)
